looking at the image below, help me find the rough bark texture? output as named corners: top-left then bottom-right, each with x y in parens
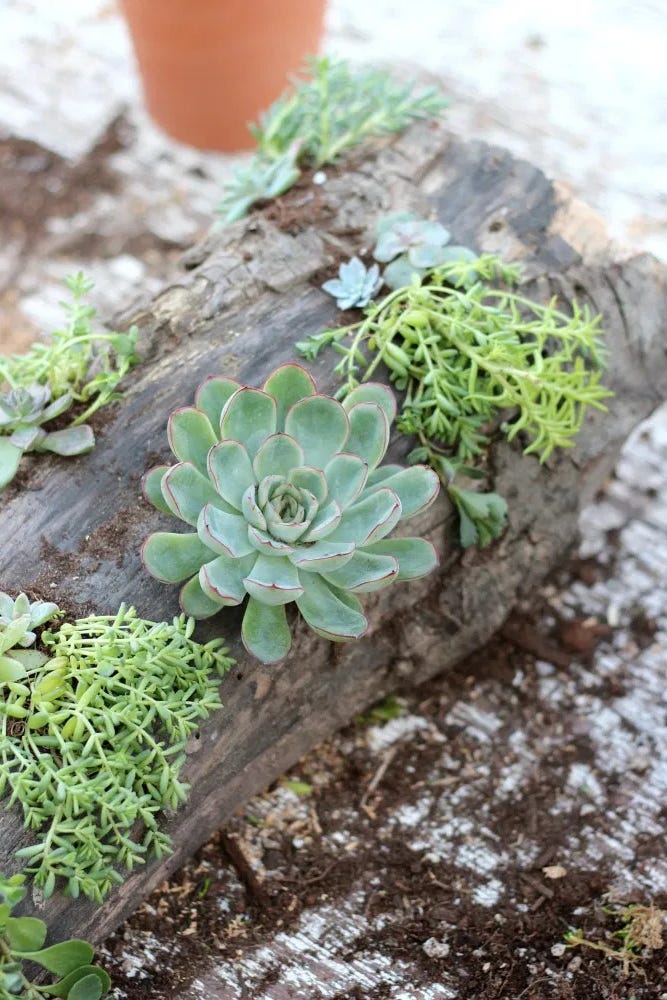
top-left (1, 125), bottom-right (666, 942)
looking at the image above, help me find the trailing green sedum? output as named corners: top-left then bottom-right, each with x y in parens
top-left (142, 364), bottom-right (440, 664)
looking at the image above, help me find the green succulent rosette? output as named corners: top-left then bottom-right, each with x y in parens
top-left (142, 364), bottom-right (440, 664)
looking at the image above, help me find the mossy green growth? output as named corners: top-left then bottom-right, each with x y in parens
top-left (0, 606), bottom-right (233, 903)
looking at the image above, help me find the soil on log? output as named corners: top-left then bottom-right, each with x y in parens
top-left (1, 124), bottom-right (666, 943)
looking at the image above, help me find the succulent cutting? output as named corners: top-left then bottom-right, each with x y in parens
top-left (142, 364), bottom-right (440, 664)
top-left (321, 257), bottom-right (381, 310)
top-left (374, 213), bottom-right (478, 290)
top-left (0, 592), bottom-right (60, 683)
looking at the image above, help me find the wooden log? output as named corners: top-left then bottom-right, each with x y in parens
top-left (1, 125), bottom-right (666, 943)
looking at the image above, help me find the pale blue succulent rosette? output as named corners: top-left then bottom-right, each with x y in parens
top-left (142, 364), bottom-right (440, 664)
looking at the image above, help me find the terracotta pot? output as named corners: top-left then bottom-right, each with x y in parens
top-left (120, 0), bottom-right (326, 151)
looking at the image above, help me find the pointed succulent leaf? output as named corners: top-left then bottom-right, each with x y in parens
top-left (324, 453), bottom-right (368, 510)
top-left (242, 599), bottom-right (292, 663)
top-left (179, 574), bottom-right (225, 618)
top-left (328, 488), bottom-right (402, 545)
top-left (163, 462), bottom-right (233, 525)
top-left (142, 465), bottom-right (172, 514)
top-left (243, 554), bottom-right (304, 605)
top-left (200, 554), bottom-right (254, 606)
top-left (304, 499), bottom-right (342, 541)
top-left (262, 364), bottom-right (316, 430)
top-left (197, 503), bottom-right (254, 558)
top-left (366, 465), bottom-right (440, 518)
top-left (0, 614), bottom-right (32, 654)
top-left (364, 537), bottom-right (438, 580)
top-left (296, 575), bottom-right (367, 641)
top-left (220, 388), bottom-right (277, 459)
top-left (248, 524), bottom-right (295, 557)
top-left (39, 425), bottom-right (95, 456)
top-left (142, 532), bottom-right (212, 583)
top-left (0, 438), bottom-right (24, 489)
top-left (284, 395), bottom-right (349, 468)
top-left (208, 440), bottom-right (255, 510)
top-left (344, 402), bottom-right (390, 470)
top-left (341, 383), bottom-right (397, 427)
top-left (253, 433), bottom-right (304, 481)
top-left (194, 375), bottom-right (241, 427)
top-left (41, 392), bottom-right (74, 422)
top-left (323, 550), bottom-right (398, 593)
top-left (168, 407), bottom-right (218, 474)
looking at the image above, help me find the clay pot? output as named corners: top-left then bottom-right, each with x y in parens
top-left (120, 0), bottom-right (326, 151)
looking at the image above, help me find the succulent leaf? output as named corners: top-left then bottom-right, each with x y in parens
top-left (142, 364), bottom-right (439, 663)
top-left (242, 599), bottom-right (292, 663)
top-left (344, 402), bottom-right (390, 470)
top-left (197, 504), bottom-right (254, 559)
top-left (39, 425), bottom-right (94, 457)
top-left (142, 532), bottom-right (211, 583)
top-left (341, 383), bottom-right (397, 426)
top-left (0, 439), bottom-right (25, 489)
top-left (200, 554), bottom-right (254, 606)
top-left (163, 462), bottom-right (232, 525)
top-left (253, 433), bottom-right (305, 481)
top-left (243, 554), bottom-right (304, 605)
top-left (208, 440), bottom-right (255, 510)
top-left (323, 453), bottom-right (368, 509)
top-left (365, 537), bottom-right (438, 579)
top-left (296, 574), bottom-right (367, 641)
top-left (194, 375), bottom-right (241, 427)
top-left (323, 550), bottom-right (398, 593)
top-left (142, 465), bottom-right (172, 514)
top-left (366, 465), bottom-right (440, 518)
top-left (220, 388), bottom-right (277, 458)
top-left (168, 407), bottom-right (217, 474)
top-left (329, 488), bottom-right (402, 546)
top-left (262, 364), bottom-right (316, 429)
top-left (284, 395), bottom-right (349, 469)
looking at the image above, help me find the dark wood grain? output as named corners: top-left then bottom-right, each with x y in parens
top-left (1, 125), bottom-right (666, 942)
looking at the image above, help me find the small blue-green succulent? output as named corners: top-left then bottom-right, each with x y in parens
top-left (0, 591), bottom-right (60, 682)
top-left (0, 383), bottom-right (94, 489)
top-left (374, 212), bottom-right (476, 290)
top-left (142, 364), bottom-right (440, 664)
top-left (322, 257), bottom-right (381, 310)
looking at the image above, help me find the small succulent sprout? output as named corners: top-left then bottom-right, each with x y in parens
top-left (0, 591), bottom-right (60, 682)
top-left (0, 383), bottom-right (94, 489)
top-left (142, 364), bottom-right (440, 664)
top-left (322, 257), bottom-right (381, 310)
top-left (217, 143), bottom-right (302, 223)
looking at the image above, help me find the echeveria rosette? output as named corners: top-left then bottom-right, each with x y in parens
top-left (141, 364), bottom-right (440, 664)
top-left (374, 213), bottom-right (477, 290)
top-left (322, 257), bottom-right (381, 310)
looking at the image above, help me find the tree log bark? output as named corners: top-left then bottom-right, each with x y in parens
top-left (1, 125), bottom-right (666, 942)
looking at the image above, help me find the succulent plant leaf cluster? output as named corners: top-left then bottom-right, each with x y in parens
top-left (0, 592), bottom-right (60, 683)
top-left (0, 384), bottom-right (94, 489)
top-left (322, 257), bottom-right (381, 310)
top-left (0, 273), bottom-right (138, 491)
top-left (218, 57), bottom-right (446, 222)
top-left (1, 606), bottom-right (233, 902)
top-left (142, 364), bottom-right (440, 664)
top-left (0, 871), bottom-right (109, 999)
top-left (374, 212), bottom-right (476, 290)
